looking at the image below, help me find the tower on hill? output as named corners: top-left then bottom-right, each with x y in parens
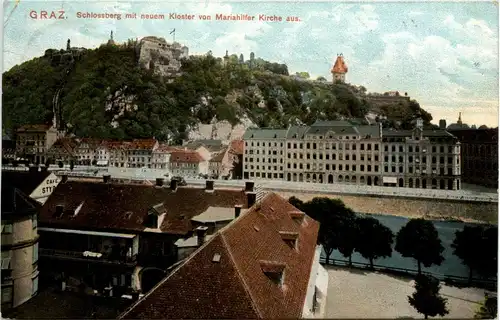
top-left (331, 54), bottom-right (348, 83)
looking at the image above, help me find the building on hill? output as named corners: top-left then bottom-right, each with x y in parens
top-left (36, 176), bottom-right (251, 297)
top-left (169, 149), bottom-right (208, 177)
top-left (2, 180), bottom-right (41, 310)
top-left (331, 54), bottom-right (348, 83)
top-left (445, 115), bottom-right (498, 188)
top-left (118, 192), bottom-right (328, 319)
top-left (242, 119), bottom-right (462, 190)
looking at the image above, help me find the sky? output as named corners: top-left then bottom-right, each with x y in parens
top-left (3, 0), bottom-right (499, 128)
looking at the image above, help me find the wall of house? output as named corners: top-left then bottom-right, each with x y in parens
top-left (198, 161), bottom-right (209, 175)
top-left (302, 245), bottom-right (328, 318)
top-left (2, 216), bottom-right (39, 309)
top-left (29, 173), bottom-right (60, 204)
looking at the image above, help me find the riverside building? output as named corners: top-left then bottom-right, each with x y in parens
top-left (242, 119), bottom-right (462, 190)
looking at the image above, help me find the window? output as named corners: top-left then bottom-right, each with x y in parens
top-left (33, 243), bottom-right (39, 263)
top-left (2, 224), bottom-right (12, 234)
top-left (1, 287), bottom-right (12, 303)
top-left (32, 276), bottom-right (39, 295)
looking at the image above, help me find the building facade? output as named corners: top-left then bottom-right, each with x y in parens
top-left (242, 120), bottom-right (462, 190)
top-left (16, 125), bottom-right (60, 164)
top-left (2, 186), bottom-right (40, 310)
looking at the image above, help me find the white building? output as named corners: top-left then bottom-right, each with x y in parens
top-left (243, 119), bottom-right (462, 190)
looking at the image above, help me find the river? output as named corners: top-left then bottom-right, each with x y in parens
top-left (320, 213), bottom-right (494, 279)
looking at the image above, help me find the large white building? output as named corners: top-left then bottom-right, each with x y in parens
top-left (242, 119), bottom-right (462, 190)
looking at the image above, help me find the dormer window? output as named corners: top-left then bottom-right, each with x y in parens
top-left (279, 231), bottom-right (299, 250)
top-left (145, 203), bottom-right (167, 229)
top-left (260, 261), bottom-right (286, 286)
top-left (289, 211), bottom-right (305, 226)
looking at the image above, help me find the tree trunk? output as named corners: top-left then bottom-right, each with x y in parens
top-left (325, 252), bottom-right (331, 265)
top-left (468, 267), bottom-right (473, 284)
top-left (369, 257), bottom-right (374, 270)
top-left (417, 261), bottom-right (421, 274)
top-left (348, 255), bottom-right (352, 267)
top-left (424, 314), bottom-right (428, 319)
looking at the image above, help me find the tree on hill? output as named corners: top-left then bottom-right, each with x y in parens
top-left (355, 216), bottom-right (394, 269)
top-left (395, 218), bottom-right (444, 274)
top-left (408, 274), bottom-right (449, 319)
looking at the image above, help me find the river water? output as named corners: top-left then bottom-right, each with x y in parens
top-left (320, 213), bottom-right (492, 279)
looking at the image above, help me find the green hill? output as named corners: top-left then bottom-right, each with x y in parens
top-left (2, 41), bottom-right (434, 141)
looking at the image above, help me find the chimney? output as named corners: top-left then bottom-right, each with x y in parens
top-left (103, 174), bottom-right (111, 183)
top-left (55, 205), bottom-right (64, 217)
top-left (61, 174), bottom-right (68, 183)
top-left (206, 180), bottom-right (214, 192)
top-left (439, 119), bottom-right (447, 130)
top-left (196, 226), bottom-right (208, 247)
top-left (29, 166), bottom-right (38, 173)
top-left (247, 192), bottom-right (257, 208)
top-left (170, 179), bottom-right (178, 191)
top-left (245, 181), bottom-right (254, 193)
top-left (235, 205), bottom-right (242, 218)
top-left (156, 178), bottom-right (164, 187)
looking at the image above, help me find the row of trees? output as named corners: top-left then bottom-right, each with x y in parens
top-left (289, 196), bottom-right (498, 282)
top-left (289, 196), bottom-right (497, 319)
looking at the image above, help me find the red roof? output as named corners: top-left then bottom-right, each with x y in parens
top-left (229, 139), bottom-right (244, 155)
top-left (39, 181), bottom-right (248, 234)
top-left (119, 193), bottom-right (320, 319)
top-left (170, 150), bottom-right (204, 163)
top-left (209, 148), bottom-right (228, 163)
top-left (17, 124), bottom-right (52, 132)
top-left (331, 55), bottom-right (348, 74)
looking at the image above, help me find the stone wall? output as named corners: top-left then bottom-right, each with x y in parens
top-left (277, 191), bottom-right (498, 224)
top-left (136, 37), bottom-right (188, 78)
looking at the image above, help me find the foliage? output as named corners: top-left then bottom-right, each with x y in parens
top-left (69, 160), bottom-right (74, 171)
top-left (288, 196), bottom-right (305, 211)
top-left (354, 216), bottom-right (394, 269)
top-left (474, 294), bottom-right (497, 319)
top-left (3, 43), bottom-right (433, 139)
top-left (408, 274), bottom-right (449, 319)
top-left (58, 161), bottom-right (63, 168)
top-left (295, 197), bottom-right (357, 264)
top-left (452, 225), bottom-right (498, 282)
top-left (395, 218), bottom-right (444, 274)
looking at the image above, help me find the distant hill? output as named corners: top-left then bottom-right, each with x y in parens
top-left (2, 39), bottom-right (434, 141)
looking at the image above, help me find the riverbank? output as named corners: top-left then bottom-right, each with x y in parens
top-left (277, 191), bottom-right (498, 225)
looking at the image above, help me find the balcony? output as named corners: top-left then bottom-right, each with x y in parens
top-left (40, 248), bottom-right (137, 266)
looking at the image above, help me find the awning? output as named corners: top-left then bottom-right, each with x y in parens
top-left (382, 177), bottom-right (397, 184)
top-left (96, 160), bottom-right (108, 166)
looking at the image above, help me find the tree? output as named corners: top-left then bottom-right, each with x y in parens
top-left (474, 293), bottom-right (497, 319)
top-left (408, 274), bottom-right (449, 319)
top-left (395, 218), bottom-right (444, 274)
top-left (239, 54), bottom-right (244, 64)
top-left (69, 160), bottom-right (74, 171)
top-left (355, 216), bottom-right (394, 269)
top-left (92, 159), bottom-right (97, 166)
top-left (288, 196), bottom-right (304, 211)
top-left (45, 158), bottom-right (51, 167)
top-left (476, 226), bottom-right (498, 279)
top-left (451, 225), bottom-right (490, 283)
top-left (58, 161), bottom-right (63, 168)
top-left (298, 197), bottom-right (357, 264)
top-left (316, 76), bottom-right (327, 82)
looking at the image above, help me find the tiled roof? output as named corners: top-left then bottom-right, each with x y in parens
top-left (331, 55), bottom-right (348, 74)
top-left (49, 138), bottom-right (78, 153)
top-left (242, 128), bottom-right (288, 140)
top-left (170, 150), bottom-right (204, 163)
top-left (2, 170), bottom-right (51, 196)
top-left (39, 181), bottom-right (248, 234)
top-left (209, 148), bottom-right (227, 163)
top-left (229, 139), bottom-right (244, 155)
top-left (119, 193), bottom-right (320, 319)
top-left (17, 124), bottom-right (53, 132)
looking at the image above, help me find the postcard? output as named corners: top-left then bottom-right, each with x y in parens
top-left (1, 1), bottom-right (498, 319)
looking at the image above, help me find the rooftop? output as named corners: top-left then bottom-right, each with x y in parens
top-left (229, 139), bottom-right (244, 155)
top-left (331, 54), bottom-right (348, 74)
top-left (17, 124), bottom-right (53, 132)
top-left (1, 169), bottom-right (52, 195)
top-left (38, 180), bottom-right (248, 234)
top-left (169, 150), bottom-right (205, 163)
top-left (119, 192), bottom-right (319, 319)
top-left (191, 206), bottom-right (246, 224)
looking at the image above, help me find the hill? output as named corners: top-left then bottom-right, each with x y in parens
top-left (2, 40), bottom-right (434, 142)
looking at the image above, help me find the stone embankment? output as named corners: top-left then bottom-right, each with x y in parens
top-left (277, 191), bottom-right (498, 224)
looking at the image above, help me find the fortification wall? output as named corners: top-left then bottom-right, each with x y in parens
top-left (277, 191), bottom-right (498, 224)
